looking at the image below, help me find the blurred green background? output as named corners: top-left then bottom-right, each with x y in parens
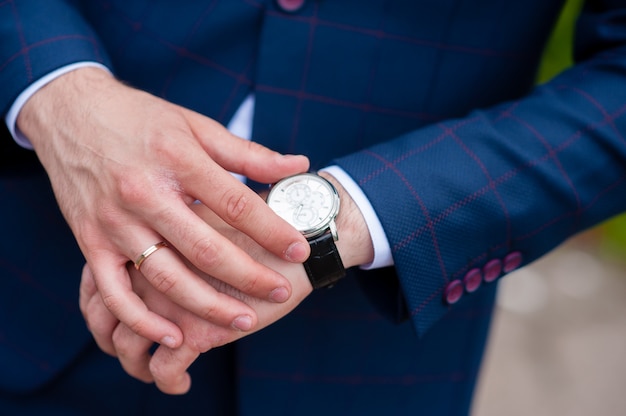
top-left (538, 0), bottom-right (626, 261)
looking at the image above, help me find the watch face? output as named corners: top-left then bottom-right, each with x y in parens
top-left (267, 173), bottom-right (340, 238)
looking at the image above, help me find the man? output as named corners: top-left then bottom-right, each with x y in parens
top-left (1, 0), bottom-right (625, 414)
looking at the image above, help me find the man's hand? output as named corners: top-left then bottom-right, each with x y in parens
top-left (80, 203), bottom-right (314, 394)
top-left (19, 66), bottom-right (310, 348)
top-left (79, 175), bottom-right (374, 394)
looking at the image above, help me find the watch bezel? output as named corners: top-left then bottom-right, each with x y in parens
top-left (267, 173), bottom-right (340, 239)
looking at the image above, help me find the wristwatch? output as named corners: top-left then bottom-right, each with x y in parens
top-left (266, 172), bottom-right (346, 289)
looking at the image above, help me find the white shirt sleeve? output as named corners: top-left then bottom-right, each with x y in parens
top-left (4, 62), bottom-right (111, 149)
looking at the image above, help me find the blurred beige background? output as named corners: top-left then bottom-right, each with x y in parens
top-left (471, 230), bottom-right (626, 416)
top-left (467, 1), bottom-right (626, 413)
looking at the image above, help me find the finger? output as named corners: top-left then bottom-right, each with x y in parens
top-left (79, 263), bottom-right (119, 356)
top-left (128, 236), bottom-right (260, 329)
top-left (113, 322), bottom-right (155, 384)
top-left (88, 253), bottom-right (184, 348)
top-left (78, 263), bottom-right (98, 328)
top-left (184, 108), bottom-right (310, 183)
top-left (149, 343), bottom-right (198, 395)
top-left (142, 200), bottom-right (296, 303)
top-left (176, 159), bottom-right (310, 263)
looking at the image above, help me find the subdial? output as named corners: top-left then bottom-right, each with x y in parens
top-left (287, 184), bottom-right (311, 206)
top-left (307, 191), bottom-right (325, 208)
top-left (293, 206), bottom-right (318, 227)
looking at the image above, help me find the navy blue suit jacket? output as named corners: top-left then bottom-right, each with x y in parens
top-left (1, 0), bottom-right (626, 414)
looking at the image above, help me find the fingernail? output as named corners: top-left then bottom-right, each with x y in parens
top-left (282, 154), bottom-right (306, 161)
top-left (269, 286), bottom-right (290, 303)
top-left (161, 335), bottom-right (177, 348)
top-left (281, 154), bottom-right (309, 168)
top-left (232, 315), bottom-right (253, 331)
top-left (285, 242), bottom-right (308, 262)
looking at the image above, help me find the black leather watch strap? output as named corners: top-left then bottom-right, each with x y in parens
top-left (303, 231), bottom-right (346, 289)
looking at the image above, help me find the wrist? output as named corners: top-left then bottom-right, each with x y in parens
top-left (317, 171), bottom-right (374, 269)
top-left (17, 66), bottom-right (115, 151)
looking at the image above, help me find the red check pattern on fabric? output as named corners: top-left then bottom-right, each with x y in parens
top-left (1, 1), bottom-right (626, 414)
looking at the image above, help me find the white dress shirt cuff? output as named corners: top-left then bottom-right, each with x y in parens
top-left (319, 165), bottom-right (394, 270)
top-left (5, 62), bottom-right (111, 149)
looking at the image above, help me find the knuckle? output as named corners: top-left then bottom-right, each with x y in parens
top-left (190, 238), bottom-right (224, 271)
top-left (253, 223), bottom-right (279, 249)
top-left (221, 190), bottom-right (252, 225)
top-left (126, 319), bottom-right (149, 339)
top-left (244, 138), bottom-right (271, 157)
top-left (115, 170), bottom-right (152, 206)
top-left (164, 313), bottom-right (216, 353)
top-left (148, 358), bottom-right (171, 382)
top-left (148, 352), bottom-right (185, 385)
top-left (205, 332), bottom-right (228, 349)
top-left (110, 319), bottom-right (149, 356)
top-left (84, 302), bottom-right (110, 334)
top-left (111, 328), bottom-right (134, 357)
top-left (150, 131), bottom-right (198, 171)
top-left (198, 302), bottom-right (219, 323)
top-left (101, 293), bottom-right (122, 316)
top-left (237, 273), bottom-right (260, 294)
top-left (147, 268), bottom-right (179, 295)
top-left (94, 201), bottom-right (125, 230)
top-left (186, 333), bottom-right (215, 353)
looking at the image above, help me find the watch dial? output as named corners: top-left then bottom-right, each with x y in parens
top-left (267, 174), bottom-right (339, 236)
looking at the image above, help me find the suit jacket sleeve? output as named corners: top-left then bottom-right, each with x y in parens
top-left (334, 0), bottom-right (626, 337)
top-left (0, 0), bottom-right (111, 118)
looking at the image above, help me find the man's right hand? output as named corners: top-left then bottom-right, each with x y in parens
top-left (19, 66), bottom-right (311, 348)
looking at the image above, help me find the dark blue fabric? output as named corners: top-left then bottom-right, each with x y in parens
top-left (0, 342), bottom-right (238, 415)
top-left (1, 0), bottom-right (626, 414)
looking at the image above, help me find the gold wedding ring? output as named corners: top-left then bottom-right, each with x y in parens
top-left (134, 241), bottom-right (168, 270)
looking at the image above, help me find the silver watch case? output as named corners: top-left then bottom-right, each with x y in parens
top-left (266, 173), bottom-right (340, 240)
